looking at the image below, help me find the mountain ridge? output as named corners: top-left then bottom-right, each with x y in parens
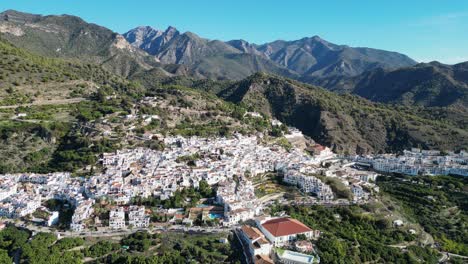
top-left (1, 9), bottom-right (467, 155)
top-left (0, 10), bottom-right (422, 84)
top-left (0, 10), bottom-right (171, 77)
top-left (307, 61), bottom-right (468, 109)
top-left (123, 24), bottom-right (417, 79)
top-left (217, 73), bottom-right (468, 154)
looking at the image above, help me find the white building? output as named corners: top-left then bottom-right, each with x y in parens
top-left (0, 182), bottom-right (17, 201)
top-left (351, 185), bottom-right (366, 201)
top-left (128, 206), bottom-right (149, 228)
top-left (71, 200), bottom-right (94, 232)
top-left (224, 208), bottom-right (255, 226)
top-left (256, 217), bottom-right (318, 247)
top-left (239, 225), bottom-right (273, 262)
top-left (283, 171), bottom-right (334, 201)
top-left (109, 207), bottom-right (126, 229)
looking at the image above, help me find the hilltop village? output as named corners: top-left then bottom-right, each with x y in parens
top-left (0, 132), bottom-right (340, 226)
top-left (0, 127), bottom-right (467, 263)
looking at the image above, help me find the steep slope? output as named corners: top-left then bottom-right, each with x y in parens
top-left (219, 73), bottom-right (468, 154)
top-left (0, 37), bottom-right (136, 103)
top-left (124, 25), bottom-right (416, 80)
top-left (255, 36), bottom-right (416, 77)
top-left (0, 37), bottom-right (144, 172)
top-left (0, 37), bottom-right (263, 173)
top-left (186, 53), bottom-right (299, 80)
top-left (122, 26), bottom-right (176, 56)
top-left (124, 26), bottom-right (297, 80)
top-left (309, 62), bottom-right (468, 109)
top-left (0, 10), bottom-right (165, 77)
top-left (125, 26), bottom-right (240, 65)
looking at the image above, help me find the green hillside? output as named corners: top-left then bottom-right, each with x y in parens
top-left (0, 37), bottom-right (133, 105)
top-left (0, 38), bottom-right (268, 174)
top-left (0, 10), bottom-right (163, 77)
top-left (218, 73), bottom-right (468, 154)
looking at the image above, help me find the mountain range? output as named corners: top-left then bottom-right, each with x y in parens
top-left (309, 61), bottom-right (468, 109)
top-left (216, 73), bottom-right (468, 153)
top-left (0, 10), bottom-right (417, 81)
top-left (1, 9), bottom-right (467, 154)
top-left (123, 25), bottom-right (416, 80)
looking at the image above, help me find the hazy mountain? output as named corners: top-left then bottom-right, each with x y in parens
top-left (226, 39), bottom-right (264, 55)
top-left (125, 26), bottom-right (417, 80)
top-left (123, 26), bottom-right (299, 80)
top-left (309, 61), bottom-right (468, 109)
top-left (2, 10), bottom-right (463, 108)
top-left (255, 36), bottom-right (417, 77)
top-left (0, 10), bottom-right (165, 77)
top-left (218, 73), bottom-right (468, 154)
top-left (122, 26), bottom-right (174, 56)
top-left (124, 26), bottom-right (240, 64)
top-left (0, 10), bottom-right (418, 82)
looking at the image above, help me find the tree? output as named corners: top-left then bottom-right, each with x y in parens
top-left (199, 180), bottom-right (213, 198)
top-left (0, 249), bottom-right (11, 263)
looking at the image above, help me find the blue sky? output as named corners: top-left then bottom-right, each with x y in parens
top-left (1, 0), bottom-right (467, 64)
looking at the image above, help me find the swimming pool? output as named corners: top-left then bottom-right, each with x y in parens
top-left (208, 213), bottom-right (223, 219)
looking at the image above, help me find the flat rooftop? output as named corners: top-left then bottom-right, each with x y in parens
top-left (278, 249), bottom-right (315, 264)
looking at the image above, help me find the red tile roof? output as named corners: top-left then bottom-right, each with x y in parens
top-left (262, 217), bottom-right (312, 237)
top-left (241, 225), bottom-right (263, 240)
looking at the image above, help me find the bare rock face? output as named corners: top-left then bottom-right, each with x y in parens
top-left (124, 25), bottom-right (416, 80)
top-left (123, 26), bottom-right (176, 55)
top-left (113, 34), bottom-right (134, 51)
top-left (0, 9), bottom-right (42, 23)
top-left (0, 10), bottom-right (418, 83)
top-left (0, 23), bottom-right (24, 36)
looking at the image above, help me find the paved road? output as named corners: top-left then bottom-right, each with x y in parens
top-left (233, 228), bottom-right (252, 264)
top-left (439, 252), bottom-right (449, 263)
top-left (443, 251), bottom-right (468, 259)
top-left (5, 219), bottom-right (233, 238)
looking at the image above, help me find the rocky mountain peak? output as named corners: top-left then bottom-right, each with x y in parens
top-left (165, 26), bottom-right (178, 33)
top-left (226, 39), bottom-right (262, 54)
top-left (163, 26), bottom-right (180, 39)
top-left (0, 9), bottom-right (41, 23)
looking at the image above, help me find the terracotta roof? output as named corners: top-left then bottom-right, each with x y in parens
top-left (241, 225), bottom-right (263, 240)
top-left (261, 217), bottom-right (312, 237)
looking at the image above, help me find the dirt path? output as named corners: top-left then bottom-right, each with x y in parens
top-left (0, 97), bottom-right (87, 109)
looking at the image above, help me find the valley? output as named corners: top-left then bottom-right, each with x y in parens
top-left (0, 7), bottom-right (467, 264)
